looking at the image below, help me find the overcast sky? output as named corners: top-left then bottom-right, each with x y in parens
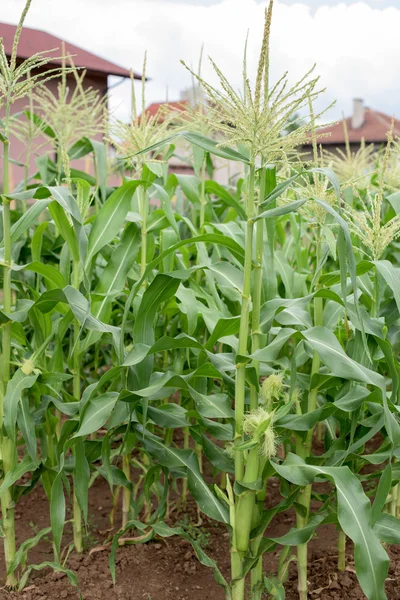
top-left (0, 0), bottom-right (399, 123)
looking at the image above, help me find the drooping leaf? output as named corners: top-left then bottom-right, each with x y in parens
top-left (275, 454), bottom-right (389, 600)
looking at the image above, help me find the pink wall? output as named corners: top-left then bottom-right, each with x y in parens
top-left (0, 71), bottom-right (108, 192)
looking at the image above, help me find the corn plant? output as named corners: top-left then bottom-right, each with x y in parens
top-left (2, 1), bottom-right (400, 599)
top-left (108, 5), bottom-right (400, 600)
top-left (0, 0), bottom-right (70, 585)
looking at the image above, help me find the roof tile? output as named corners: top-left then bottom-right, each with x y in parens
top-left (0, 22), bottom-right (138, 79)
top-left (306, 107), bottom-right (400, 145)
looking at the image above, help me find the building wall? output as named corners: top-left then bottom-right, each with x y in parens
top-left (0, 70), bottom-right (108, 192)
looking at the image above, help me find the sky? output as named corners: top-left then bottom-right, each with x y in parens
top-left (0, 0), bottom-right (399, 124)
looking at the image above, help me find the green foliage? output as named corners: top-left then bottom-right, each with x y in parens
top-left (1, 1), bottom-right (400, 599)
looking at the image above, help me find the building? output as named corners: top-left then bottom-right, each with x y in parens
top-left (141, 89), bottom-right (243, 184)
top-left (142, 98), bottom-right (195, 175)
top-left (0, 22), bottom-right (139, 188)
top-left (303, 98), bottom-right (400, 155)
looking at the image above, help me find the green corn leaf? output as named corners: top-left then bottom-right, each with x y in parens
top-left (131, 274), bottom-right (181, 389)
top-left (374, 260), bottom-right (400, 314)
top-left (274, 454), bottom-right (389, 600)
top-left (0, 299), bottom-right (34, 325)
top-left (148, 334), bottom-right (203, 354)
top-left (121, 232), bottom-right (245, 357)
top-left (182, 131), bottom-right (250, 163)
top-left (133, 274), bottom-right (180, 347)
top-left (12, 261), bottom-right (65, 290)
top-left (4, 369), bottom-right (38, 443)
top-left (24, 110), bottom-right (56, 138)
top-left (190, 389), bottom-right (234, 419)
top-left (303, 326), bottom-right (400, 447)
top-left (135, 425), bottom-right (229, 523)
top-left (208, 262), bottom-right (243, 293)
top-left (50, 454), bottom-right (66, 562)
top-left (95, 464), bottom-right (133, 490)
top-left (260, 170), bottom-right (307, 207)
top-left (152, 183), bottom-right (180, 235)
top-left (69, 137), bottom-right (108, 201)
top-left (74, 438), bottom-right (90, 523)
top-left (205, 316), bottom-right (240, 350)
top-left (172, 174), bottom-right (201, 205)
top-left (146, 403), bottom-right (189, 428)
top-left (255, 197), bottom-right (308, 221)
top-left (33, 286), bottom-right (121, 351)
top-left (271, 512), bottom-right (329, 546)
top-left (0, 455), bottom-right (37, 497)
top-left (371, 464), bottom-right (393, 525)
top-left (17, 562), bottom-right (80, 595)
top-left (152, 521), bottom-right (229, 591)
top-left (373, 513), bottom-right (400, 544)
top-left (8, 199), bottom-right (51, 243)
top-left (81, 223), bottom-right (140, 351)
top-left (86, 180), bottom-right (144, 264)
top-left (17, 396), bottom-right (38, 465)
top-left (73, 392), bottom-right (119, 438)
top-left (7, 527), bottom-right (52, 578)
top-left (334, 385), bottom-right (370, 412)
top-left (31, 221), bottom-right (49, 262)
top-left (6, 185), bottom-right (85, 265)
top-left (175, 285), bottom-right (198, 336)
top-left (276, 406), bottom-right (335, 431)
top-left (204, 179), bottom-right (246, 219)
top-left (202, 435), bottom-right (234, 473)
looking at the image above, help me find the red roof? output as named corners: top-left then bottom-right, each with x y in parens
top-left (0, 22), bottom-right (139, 79)
top-left (144, 99), bottom-right (190, 120)
top-left (307, 108), bottom-right (400, 145)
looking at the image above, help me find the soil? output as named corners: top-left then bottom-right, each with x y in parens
top-left (1, 435), bottom-right (399, 600)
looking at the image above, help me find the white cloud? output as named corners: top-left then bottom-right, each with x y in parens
top-left (0, 0), bottom-right (399, 123)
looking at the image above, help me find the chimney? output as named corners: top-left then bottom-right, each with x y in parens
top-left (351, 98), bottom-right (365, 129)
top-left (180, 85), bottom-right (205, 106)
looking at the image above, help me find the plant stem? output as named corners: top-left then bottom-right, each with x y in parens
top-left (140, 185), bottom-right (148, 277)
top-left (122, 454), bottom-right (131, 527)
top-left (249, 166), bottom-right (275, 599)
top-left (265, 181), bottom-right (277, 302)
top-left (296, 231), bottom-right (323, 599)
top-left (231, 557), bottom-right (245, 600)
top-left (231, 161), bottom-right (256, 600)
top-left (121, 183), bottom-right (149, 525)
top-left (181, 427), bottom-right (189, 508)
top-left (196, 156), bottom-right (224, 311)
top-left (235, 449), bottom-right (260, 551)
top-left (73, 491), bottom-right (82, 552)
top-left (250, 456), bottom-right (268, 600)
top-left (233, 447), bottom-right (260, 599)
top-left (195, 442), bottom-right (203, 474)
top-left (72, 261), bottom-right (83, 553)
top-left (1, 139), bottom-right (11, 397)
top-left (229, 476), bottom-right (244, 600)
top-left (296, 326), bottom-right (321, 599)
top-left (396, 484), bottom-right (400, 519)
top-left (199, 159), bottom-right (206, 229)
top-left (373, 267), bottom-right (380, 319)
top-left (250, 554), bottom-right (263, 600)
top-left (1, 438), bottom-right (17, 587)
top-left (1, 105), bottom-right (18, 588)
top-left (249, 167), bottom-right (268, 412)
top-left (390, 482), bottom-right (398, 516)
top-left (296, 297), bottom-right (323, 600)
top-left (338, 529), bottom-right (346, 571)
top-left (235, 162), bottom-right (256, 480)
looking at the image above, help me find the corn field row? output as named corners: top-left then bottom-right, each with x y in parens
top-left (1, 1), bottom-right (400, 599)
